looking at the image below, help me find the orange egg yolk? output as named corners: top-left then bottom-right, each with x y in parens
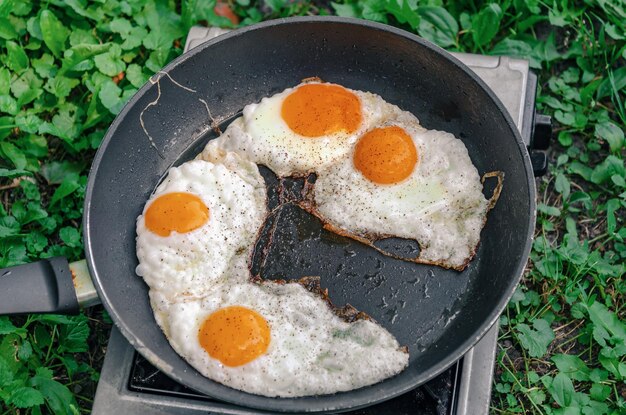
top-left (353, 126), bottom-right (418, 184)
top-left (145, 192), bottom-right (209, 237)
top-left (281, 83), bottom-right (362, 137)
top-left (198, 306), bottom-right (271, 367)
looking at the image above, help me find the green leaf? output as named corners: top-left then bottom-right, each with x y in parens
top-left (612, 174), bottom-right (626, 187)
top-left (538, 203), bottom-right (561, 217)
top-left (5, 41), bottom-right (29, 72)
top-left (143, 0), bottom-right (184, 39)
top-left (533, 31), bottom-right (561, 65)
top-left (0, 216), bottom-right (21, 237)
top-left (11, 0), bottom-right (32, 16)
top-left (471, 4), bottom-right (502, 47)
top-left (491, 39), bottom-right (533, 59)
top-left (0, 94), bottom-right (18, 115)
top-left (57, 315), bottom-right (89, 353)
top-left (0, 142), bottom-right (27, 169)
top-left (589, 383), bottom-right (611, 401)
top-left (561, 67), bottom-right (580, 84)
top-left (17, 340), bottom-right (32, 361)
top-left (120, 26), bottom-right (148, 50)
top-left (606, 23), bottom-right (625, 40)
top-left (49, 176), bottom-right (80, 206)
top-left (558, 131), bottom-right (573, 146)
top-left (595, 121), bottom-right (624, 153)
top-left (598, 351), bottom-right (624, 379)
top-left (44, 76), bottom-right (80, 99)
top-left (548, 373), bottom-right (574, 407)
top-left (11, 68), bottom-right (43, 106)
top-left (20, 135), bottom-right (47, 160)
top-left (332, 2), bottom-right (359, 17)
top-left (145, 48), bottom-right (171, 73)
top-left (0, 354), bottom-right (14, 384)
top-left (417, 6), bottom-right (458, 48)
top-left (585, 400), bottom-right (610, 414)
top-left (552, 354), bottom-right (590, 381)
top-left (7, 386), bottom-right (45, 408)
top-left (59, 227), bottom-right (81, 248)
top-left (597, 67), bottom-right (626, 100)
top-left (0, 168), bottom-right (32, 179)
top-left (589, 368), bottom-right (609, 383)
top-left (555, 173), bottom-right (570, 199)
top-left (0, 116), bottom-right (12, 140)
top-left (69, 28), bottom-right (98, 47)
top-left (143, 29), bottom-right (176, 51)
top-left (568, 161), bottom-right (593, 181)
top-left (0, 67), bottom-right (10, 95)
top-left (63, 0), bottom-right (103, 20)
top-left (515, 319), bottom-right (555, 357)
top-left (180, 0), bottom-right (231, 30)
top-left (99, 80), bottom-right (136, 114)
top-left (14, 201), bottom-right (47, 225)
top-left (606, 198), bottom-right (620, 234)
top-left (32, 315), bottom-right (74, 325)
top-left (38, 106), bottom-right (82, 142)
top-left (0, 316), bottom-right (18, 335)
top-left (26, 14), bottom-right (42, 40)
top-left (591, 155), bottom-right (625, 185)
top-left (94, 44), bottom-right (126, 77)
top-left (15, 114), bottom-right (43, 134)
top-left (60, 43), bottom-right (112, 74)
top-left (384, 0), bottom-right (420, 30)
top-left (265, 0), bottom-right (287, 11)
top-left (126, 64), bottom-right (149, 88)
top-left (25, 231), bottom-right (47, 253)
top-left (31, 53), bottom-right (56, 78)
top-left (555, 110), bottom-right (576, 126)
top-left (0, 17), bottom-right (18, 39)
top-left (31, 373), bottom-right (78, 415)
top-left (39, 9), bottom-right (70, 58)
top-left (528, 389), bottom-right (546, 405)
top-left (41, 161), bottom-right (83, 184)
top-left (109, 18), bottom-right (132, 35)
top-left (587, 301), bottom-right (626, 345)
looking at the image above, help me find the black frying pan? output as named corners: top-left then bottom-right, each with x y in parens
top-left (0, 17), bottom-right (536, 413)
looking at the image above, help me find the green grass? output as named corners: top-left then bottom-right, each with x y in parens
top-left (0, 0), bottom-right (624, 413)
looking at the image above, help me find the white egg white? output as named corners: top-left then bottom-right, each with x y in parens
top-left (313, 110), bottom-right (489, 269)
top-left (155, 281), bottom-right (408, 398)
top-left (135, 156), bottom-right (267, 301)
top-left (199, 82), bottom-right (402, 177)
top-left (137, 80), bottom-right (497, 399)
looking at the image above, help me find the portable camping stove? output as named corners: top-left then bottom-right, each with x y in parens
top-left (91, 26), bottom-right (550, 415)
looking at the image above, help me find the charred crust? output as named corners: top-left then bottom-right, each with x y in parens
top-left (335, 304), bottom-right (372, 323)
top-left (296, 276), bottom-right (372, 323)
top-left (296, 178), bottom-right (503, 272)
top-left (301, 76), bottom-right (323, 84)
top-left (250, 275), bottom-right (373, 324)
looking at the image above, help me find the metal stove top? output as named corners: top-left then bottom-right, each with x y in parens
top-left (91, 25), bottom-right (541, 415)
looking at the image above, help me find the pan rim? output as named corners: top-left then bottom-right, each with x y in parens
top-left (84, 16), bottom-right (537, 413)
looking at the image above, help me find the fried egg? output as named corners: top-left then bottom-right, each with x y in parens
top-left (150, 280), bottom-right (408, 397)
top-left (200, 81), bottom-right (401, 176)
top-left (135, 154), bottom-right (267, 300)
top-left (312, 110), bottom-right (491, 270)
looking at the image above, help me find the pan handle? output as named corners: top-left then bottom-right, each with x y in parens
top-left (0, 257), bottom-right (80, 315)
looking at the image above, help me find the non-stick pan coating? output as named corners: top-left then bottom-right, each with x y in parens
top-left (84, 17), bottom-right (535, 413)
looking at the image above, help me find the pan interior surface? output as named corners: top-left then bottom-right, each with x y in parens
top-left (84, 17), bottom-right (534, 413)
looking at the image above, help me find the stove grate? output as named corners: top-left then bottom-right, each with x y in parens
top-left (129, 351), bottom-right (459, 415)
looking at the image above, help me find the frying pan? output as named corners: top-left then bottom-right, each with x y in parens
top-left (0, 17), bottom-right (536, 413)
